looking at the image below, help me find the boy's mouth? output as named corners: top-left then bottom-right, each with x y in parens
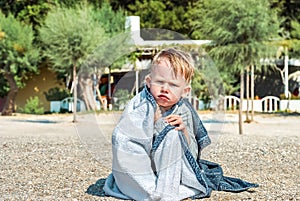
top-left (158, 94), bottom-right (169, 101)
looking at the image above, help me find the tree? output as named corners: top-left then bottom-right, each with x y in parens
top-left (269, 0), bottom-right (300, 101)
top-left (92, 1), bottom-right (125, 37)
top-left (0, 12), bottom-right (40, 116)
top-left (127, 0), bottom-right (194, 38)
top-left (39, 4), bottom-right (106, 121)
top-left (270, 0), bottom-right (300, 40)
top-left (191, 0), bottom-right (280, 134)
top-left (0, 0), bottom-right (53, 31)
top-left (39, 3), bottom-right (126, 121)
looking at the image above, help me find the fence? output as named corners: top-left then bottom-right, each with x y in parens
top-left (50, 95), bottom-right (299, 113)
top-left (50, 97), bottom-right (86, 113)
top-left (222, 95), bottom-right (299, 112)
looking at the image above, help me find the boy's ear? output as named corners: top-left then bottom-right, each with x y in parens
top-left (145, 75), bottom-right (151, 88)
top-left (182, 86), bottom-right (191, 97)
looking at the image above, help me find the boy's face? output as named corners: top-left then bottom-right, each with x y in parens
top-left (146, 58), bottom-right (191, 111)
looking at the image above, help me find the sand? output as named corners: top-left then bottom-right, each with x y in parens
top-left (0, 111), bottom-right (299, 200)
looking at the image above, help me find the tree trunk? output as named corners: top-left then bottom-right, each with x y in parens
top-left (284, 46), bottom-right (289, 99)
top-left (239, 69), bottom-right (244, 135)
top-left (284, 46), bottom-right (290, 111)
top-left (108, 67), bottom-right (112, 110)
top-left (1, 73), bottom-right (18, 116)
top-left (245, 66), bottom-right (250, 122)
top-left (135, 69), bottom-right (139, 95)
top-left (73, 63), bottom-right (77, 122)
top-left (78, 72), bottom-right (97, 111)
top-left (251, 65), bottom-right (254, 121)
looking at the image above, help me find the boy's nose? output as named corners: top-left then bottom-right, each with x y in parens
top-left (161, 83), bottom-right (170, 91)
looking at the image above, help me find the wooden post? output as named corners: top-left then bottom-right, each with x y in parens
top-left (239, 69), bottom-right (244, 134)
top-left (251, 65), bottom-right (254, 121)
top-left (246, 66), bottom-right (250, 122)
top-left (73, 63), bottom-right (77, 122)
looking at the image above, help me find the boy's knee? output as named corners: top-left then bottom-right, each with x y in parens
top-left (156, 129), bottom-right (183, 157)
top-left (164, 129), bottom-right (181, 145)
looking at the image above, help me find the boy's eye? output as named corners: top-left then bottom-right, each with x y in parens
top-left (155, 80), bottom-right (164, 84)
top-left (170, 83), bottom-right (179, 87)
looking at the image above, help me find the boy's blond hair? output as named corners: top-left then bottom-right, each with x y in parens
top-left (151, 48), bottom-right (194, 83)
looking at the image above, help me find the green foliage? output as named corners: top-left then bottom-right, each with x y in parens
top-left (83, 1), bottom-right (129, 71)
top-left (219, 71), bottom-right (239, 95)
top-left (19, 96), bottom-right (44, 114)
top-left (191, 69), bottom-right (211, 103)
top-left (279, 93), bottom-right (300, 100)
top-left (38, 4), bottom-right (108, 74)
top-left (0, 12), bottom-right (40, 89)
top-left (84, 32), bottom-right (133, 71)
top-left (57, 0), bottom-right (85, 8)
top-left (291, 20), bottom-right (300, 39)
top-left (192, 0), bottom-right (280, 72)
top-left (270, 0), bottom-right (300, 35)
top-left (289, 20), bottom-right (300, 57)
top-left (0, 76), bottom-right (9, 97)
top-left (0, 0), bottom-right (54, 31)
top-left (128, 1), bottom-right (166, 29)
top-left (191, 49), bottom-right (226, 101)
top-left (17, 2), bottom-right (52, 29)
top-left (113, 89), bottom-right (131, 110)
top-left (39, 3), bottom-right (126, 75)
top-left (193, 63), bottom-right (239, 100)
top-left (91, 1), bottom-right (125, 37)
top-left (269, 1), bottom-right (300, 59)
top-left (44, 87), bottom-right (71, 101)
top-left (127, 0), bottom-right (192, 37)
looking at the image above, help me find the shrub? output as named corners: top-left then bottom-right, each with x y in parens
top-left (113, 89), bottom-right (131, 110)
top-left (44, 87), bottom-right (71, 101)
top-left (279, 93), bottom-right (300, 100)
top-left (19, 96), bottom-right (44, 114)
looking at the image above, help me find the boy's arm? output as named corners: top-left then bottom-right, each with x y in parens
top-left (164, 103), bottom-right (199, 159)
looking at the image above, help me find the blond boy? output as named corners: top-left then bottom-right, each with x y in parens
top-left (103, 48), bottom-right (258, 201)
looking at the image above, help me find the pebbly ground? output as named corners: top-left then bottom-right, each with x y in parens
top-left (0, 112), bottom-right (299, 201)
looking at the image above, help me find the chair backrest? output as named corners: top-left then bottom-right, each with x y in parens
top-left (261, 96), bottom-right (280, 112)
top-left (224, 95), bottom-right (240, 111)
top-left (60, 97), bottom-right (85, 112)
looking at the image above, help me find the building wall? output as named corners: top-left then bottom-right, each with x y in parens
top-left (15, 66), bottom-right (65, 112)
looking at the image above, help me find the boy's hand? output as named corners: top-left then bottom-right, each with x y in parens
top-left (165, 114), bottom-right (190, 144)
top-left (165, 114), bottom-right (184, 131)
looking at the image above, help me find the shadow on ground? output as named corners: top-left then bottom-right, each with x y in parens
top-left (10, 119), bottom-right (59, 124)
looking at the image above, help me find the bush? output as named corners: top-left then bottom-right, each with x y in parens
top-left (113, 89), bottom-right (131, 110)
top-left (279, 93), bottom-right (300, 100)
top-left (19, 96), bottom-right (44, 114)
top-left (44, 87), bottom-right (71, 101)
